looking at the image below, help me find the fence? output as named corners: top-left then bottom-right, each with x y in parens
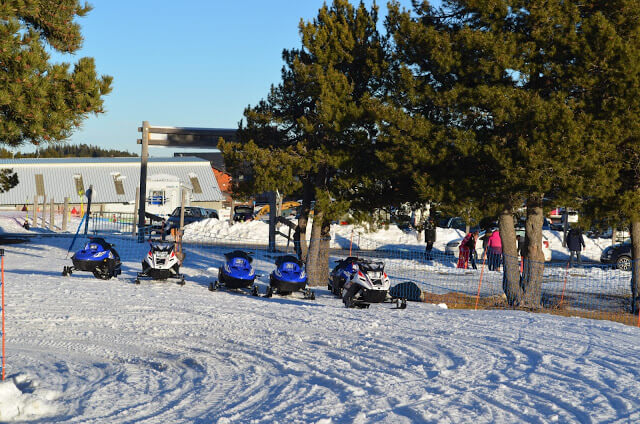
top-left (88, 212), bottom-right (136, 235)
top-left (52, 222), bottom-right (640, 326)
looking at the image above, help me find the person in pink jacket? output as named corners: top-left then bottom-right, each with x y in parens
top-left (486, 230), bottom-right (502, 271)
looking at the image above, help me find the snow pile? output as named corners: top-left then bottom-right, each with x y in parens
top-left (0, 375), bottom-right (59, 421)
top-left (181, 217), bottom-right (463, 249)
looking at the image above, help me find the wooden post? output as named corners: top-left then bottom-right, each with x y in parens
top-left (133, 187), bottom-right (139, 237)
top-left (62, 197), bottom-right (69, 231)
top-left (33, 195), bottom-right (38, 228)
top-left (49, 198), bottom-right (54, 230)
top-left (99, 203), bottom-right (105, 219)
top-left (42, 194), bottom-right (47, 228)
top-left (137, 121), bottom-right (150, 242)
top-left (229, 198), bottom-right (234, 226)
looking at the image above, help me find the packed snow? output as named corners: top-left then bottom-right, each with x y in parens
top-left (0, 211), bottom-right (638, 422)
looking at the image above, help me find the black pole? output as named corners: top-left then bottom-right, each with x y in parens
top-left (268, 191), bottom-right (276, 252)
top-left (138, 121), bottom-right (149, 242)
top-left (83, 185), bottom-right (93, 236)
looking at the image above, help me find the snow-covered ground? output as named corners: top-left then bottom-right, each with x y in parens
top-left (0, 230), bottom-right (638, 422)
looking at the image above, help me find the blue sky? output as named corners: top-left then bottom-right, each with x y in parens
top-left (45, 0), bottom-right (424, 157)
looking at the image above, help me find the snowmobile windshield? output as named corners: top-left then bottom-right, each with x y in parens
top-left (275, 255), bottom-right (302, 267)
top-left (358, 261), bottom-right (385, 273)
top-left (84, 238), bottom-right (110, 250)
top-left (150, 242), bottom-right (174, 252)
top-left (224, 250), bottom-right (253, 263)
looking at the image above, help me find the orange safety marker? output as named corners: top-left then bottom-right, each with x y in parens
top-left (474, 250), bottom-right (488, 310)
top-left (1, 249), bottom-right (5, 381)
top-left (349, 230), bottom-right (353, 256)
top-left (559, 261), bottom-right (570, 307)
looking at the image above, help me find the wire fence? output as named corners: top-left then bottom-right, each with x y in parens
top-left (60, 218), bottom-right (639, 325)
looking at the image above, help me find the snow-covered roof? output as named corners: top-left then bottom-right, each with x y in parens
top-left (0, 156), bottom-right (224, 204)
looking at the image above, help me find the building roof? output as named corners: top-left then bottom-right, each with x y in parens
top-left (0, 156), bottom-right (224, 205)
top-left (174, 152), bottom-right (226, 172)
top-left (0, 157), bottom-right (203, 165)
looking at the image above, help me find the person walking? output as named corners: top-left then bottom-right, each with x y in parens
top-left (486, 229), bottom-right (502, 271)
top-left (424, 217), bottom-right (436, 260)
top-left (457, 232), bottom-right (473, 268)
top-left (567, 227), bottom-right (585, 267)
top-left (466, 231), bottom-right (479, 269)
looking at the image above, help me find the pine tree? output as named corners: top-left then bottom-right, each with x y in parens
top-left (223, 0), bottom-right (389, 285)
top-left (387, 0), bottom-right (613, 307)
top-left (0, 2), bottom-right (112, 147)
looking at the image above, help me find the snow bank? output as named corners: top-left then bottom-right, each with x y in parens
top-left (0, 375), bottom-right (59, 421)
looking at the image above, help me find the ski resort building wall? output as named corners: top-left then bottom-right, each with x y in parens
top-left (0, 157), bottom-right (225, 213)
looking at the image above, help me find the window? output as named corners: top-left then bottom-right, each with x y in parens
top-left (149, 190), bottom-right (165, 205)
top-left (114, 180), bottom-right (125, 195)
top-left (189, 173), bottom-right (203, 194)
top-left (35, 174), bottom-right (45, 196)
top-left (73, 174), bottom-right (84, 195)
top-left (111, 172), bottom-right (125, 195)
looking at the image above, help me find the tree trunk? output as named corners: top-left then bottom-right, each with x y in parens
top-left (500, 208), bottom-right (522, 306)
top-left (317, 217), bottom-right (331, 287)
top-left (521, 199), bottom-right (545, 308)
top-left (306, 207), bottom-right (325, 286)
top-left (630, 219), bottom-right (640, 313)
top-left (295, 179), bottom-right (314, 261)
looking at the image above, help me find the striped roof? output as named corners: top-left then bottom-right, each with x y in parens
top-left (0, 157), bottom-right (224, 205)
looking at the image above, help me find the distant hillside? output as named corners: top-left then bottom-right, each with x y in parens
top-left (0, 144), bottom-right (138, 158)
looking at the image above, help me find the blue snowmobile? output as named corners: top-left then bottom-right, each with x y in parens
top-left (264, 255), bottom-right (315, 299)
top-left (209, 250), bottom-right (259, 296)
top-left (62, 237), bottom-right (121, 280)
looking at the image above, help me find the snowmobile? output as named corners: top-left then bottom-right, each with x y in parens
top-left (264, 255), bottom-right (315, 300)
top-left (62, 237), bottom-right (122, 280)
top-left (328, 257), bottom-right (405, 309)
top-left (209, 250), bottom-right (259, 296)
top-left (135, 240), bottom-right (185, 285)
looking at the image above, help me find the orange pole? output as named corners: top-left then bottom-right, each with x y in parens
top-left (349, 230), bottom-right (353, 256)
top-left (475, 250), bottom-right (488, 310)
top-left (559, 261), bottom-right (569, 307)
top-left (2, 253), bottom-right (5, 381)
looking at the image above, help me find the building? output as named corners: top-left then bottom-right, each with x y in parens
top-left (0, 157), bottom-right (224, 215)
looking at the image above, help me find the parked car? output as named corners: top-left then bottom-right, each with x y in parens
top-left (233, 205), bottom-right (254, 222)
top-left (600, 241), bottom-right (632, 271)
top-left (437, 217), bottom-right (468, 231)
top-left (446, 229), bottom-right (552, 262)
top-left (515, 217), bottom-right (552, 231)
top-left (164, 207), bottom-right (218, 232)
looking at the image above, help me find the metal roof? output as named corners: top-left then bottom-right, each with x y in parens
top-left (0, 157), bottom-right (205, 165)
top-left (0, 157), bottom-right (224, 205)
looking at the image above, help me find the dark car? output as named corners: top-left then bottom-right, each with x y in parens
top-left (164, 207), bottom-right (217, 232)
top-left (233, 205), bottom-right (254, 222)
top-left (600, 241), bottom-right (631, 271)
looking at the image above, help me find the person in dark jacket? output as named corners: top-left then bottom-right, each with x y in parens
top-left (466, 231), bottom-right (479, 269)
top-left (424, 217), bottom-right (436, 260)
top-left (567, 227), bottom-right (585, 267)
